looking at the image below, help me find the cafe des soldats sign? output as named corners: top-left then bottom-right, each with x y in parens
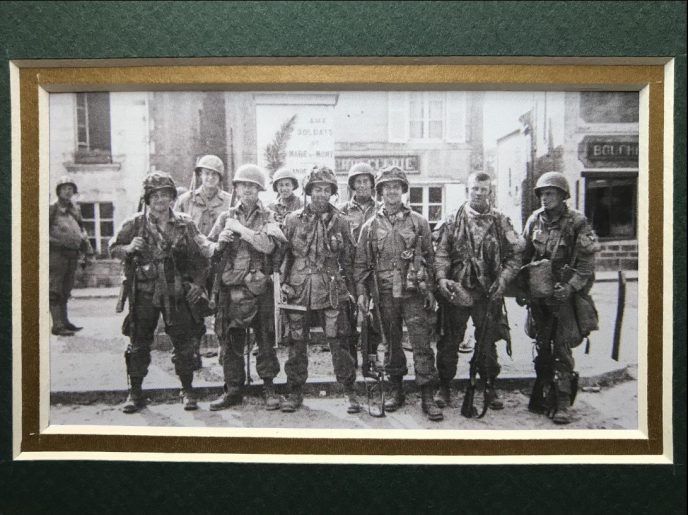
top-left (578, 135), bottom-right (639, 168)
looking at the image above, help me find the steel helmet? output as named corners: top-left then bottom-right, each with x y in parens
top-left (271, 167), bottom-right (299, 192)
top-left (347, 162), bottom-right (375, 190)
top-left (233, 164), bottom-right (267, 192)
top-left (195, 154), bottom-right (225, 177)
top-left (143, 172), bottom-right (177, 203)
top-left (55, 175), bottom-right (78, 195)
top-left (534, 171), bottom-right (570, 199)
top-left (375, 166), bottom-right (409, 194)
top-left (304, 166), bottom-right (338, 196)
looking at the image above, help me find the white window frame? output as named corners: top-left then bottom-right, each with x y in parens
top-left (388, 91), bottom-right (466, 143)
top-left (80, 201), bottom-right (115, 257)
top-left (407, 185), bottom-right (444, 227)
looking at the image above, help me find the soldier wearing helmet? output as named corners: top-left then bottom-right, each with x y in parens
top-left (268, 167), bottom-right (303, 224)
top-left (174, 155), bottom-right (232, 236)
top-left (275, 165), bottom-right (360, 414)
top-left (337, 162), bottom-right (381, 366)
top-left (433, 171), bottom-right (525, 416)
top-left (174, 155), bottom-right (232, 368)
top-left (354, 166), bottom-right (443, 421)
top-left (522, 171), bottom-right (599, 425)
top-left (49, 176), bottom-right (94, 336)
top-left (206, 164), bottom-right (287, 412)
top-left (109, 172), bottom-right (217, 413)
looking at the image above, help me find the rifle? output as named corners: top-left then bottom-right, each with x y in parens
top-left (116, 198), bottom-right (145, 313)
top-left (208, 189), bottom-right (237, 311)
top-left (461, 299), bottom-right (495, 419)
top-left (360, 266), bottom-right (389, 417)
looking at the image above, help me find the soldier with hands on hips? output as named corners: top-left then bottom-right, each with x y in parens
top-left (354, 166), bottom-right (443, 421)
top-left (276, 166), bottom-right (361, 414)
top-left (433, 171), bottom-right (524, 413)
top-left (207, 164), bottom-right (287, 412)
top-left (522, 172), bottom-right (599, 424)
top-left (49, 176), bottom-right (94, 336)
top-left (109, 172), bottom-right (215, 413)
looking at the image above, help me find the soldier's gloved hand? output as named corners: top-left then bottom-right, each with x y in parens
top-left (81, 256), bottom-right (94, 270)
top-left (424, 291), bottom-right (437, 311)
top-left (185, 283), bottom-right (203, 304)
top-left (218, 229), bottom-right (235, 245)
top-left (126, 236), bottom-right (146, 254)
top-left (357, 294), bottom-right (369, 313)
top-left (438, 278), bottom-right (452, 298)
top-left (553, 283), bottom-right (574, 302)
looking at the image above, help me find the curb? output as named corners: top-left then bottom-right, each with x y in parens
top-left (51, 364), bottom-right (629, 405)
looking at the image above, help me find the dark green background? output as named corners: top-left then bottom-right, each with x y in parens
top-left (1, 2), bottom-right (685, 513)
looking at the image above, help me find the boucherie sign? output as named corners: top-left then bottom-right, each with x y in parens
top-left (579, 136), bottom-right (639, 167)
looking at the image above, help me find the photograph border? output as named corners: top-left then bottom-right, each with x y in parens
top-left (11, 58), bottom-right (671, 462)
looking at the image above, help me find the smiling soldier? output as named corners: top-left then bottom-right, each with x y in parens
top-left (276, 166), bottom-right (360, 414)
top-left (110, 172), bottom-right (215, 413)
top-left (355, 166), bottom-right (443, 421)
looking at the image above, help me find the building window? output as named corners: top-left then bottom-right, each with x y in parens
top-left (408, 185), bottom-right (443, 229)
top-left (388, 92), bottom-right (466, 143)
top-left (80, 202), bottom-right (114, 257)
top-left (584, 175), bottom-right (636, 239)
top-left (75, 92), bottom-right (112, 164)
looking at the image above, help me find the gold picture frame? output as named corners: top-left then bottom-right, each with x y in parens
top-left (11, 57), bottom-right (674, 463)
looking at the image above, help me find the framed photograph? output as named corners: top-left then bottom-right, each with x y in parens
top-left (9, 57), bottom-right (674, 464)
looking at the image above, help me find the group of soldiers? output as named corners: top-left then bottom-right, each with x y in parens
top-left (50, 153), bottom-right (599, 425)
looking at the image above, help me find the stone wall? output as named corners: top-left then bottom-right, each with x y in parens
top-left (596, 241), bottom-right (638, 271)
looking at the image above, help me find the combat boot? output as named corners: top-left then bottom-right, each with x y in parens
top-left (263, 379), bottom-right (280, 411)
top-left (50, 302), bottom-right (74, 336)
top-left (180, 389), bottom-right (198, 411)
top-left (384, 376), bottom-right (405, 412)
top-left (280, 386), bottom-right (303, 413)
top-left (122, 378), bottom-right (145, 414)
top-left (434, 379), bottom-right (452, 408)
top-left (62, 302), bottom-right (82, 332)
top-left (486, 378), bottom-right (504, 410)
top-left (552, 393), bottom-right (571, 425)
top-left (421, 385), bottom-right (444, 421)
top-left (209, 385), bottom-right (243, 411)
top-left (345, 385), bottom-right (361, 414)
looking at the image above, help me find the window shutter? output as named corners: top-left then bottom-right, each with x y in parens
top-left (445, 91), bottom-right (466, 143)
top-left (388, 92), bottom-right (409, 143)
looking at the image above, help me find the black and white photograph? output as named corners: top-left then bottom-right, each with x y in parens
top-left (47, 88), bottom-right (640, 433)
